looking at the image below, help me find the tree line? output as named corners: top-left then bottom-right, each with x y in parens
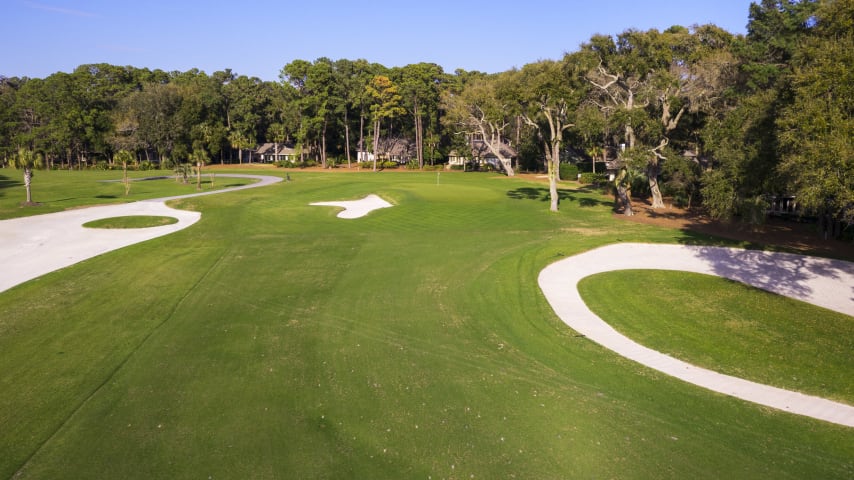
top-left (1, 0), bottom-right (850, 225)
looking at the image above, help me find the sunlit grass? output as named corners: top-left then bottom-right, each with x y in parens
top-left (578, 269), bottom-right (854, 404)
top-left (0, 169), bottom-right (254, 219)
top-left (83, 215), bottom-right (179, 228)
top-left (1, 170), bottom-right (851, 479)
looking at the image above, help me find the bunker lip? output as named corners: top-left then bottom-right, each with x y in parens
top-left (310, 194), bottom-right (393, 219)
top-left (538, 242), bottom-right (854, 427)
top-left (0, 174), bottom-right (282, 294)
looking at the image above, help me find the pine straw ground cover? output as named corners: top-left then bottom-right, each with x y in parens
top-left (0, 170), bottom-right (851, 479)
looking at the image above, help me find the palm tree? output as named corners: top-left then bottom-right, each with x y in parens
top-left (9, 147), bottom-right (45, 204)
top-left (115, 149), bottom-right (134, 195)
top-left (189, 148), bottom-right (210, 190)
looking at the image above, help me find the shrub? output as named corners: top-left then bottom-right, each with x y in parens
top-left (560, 163), bottom-right (578, 180)
top-left (579, 172), bottom-right (608, 185)
top-left (380, 161), bottom-right (399, 169)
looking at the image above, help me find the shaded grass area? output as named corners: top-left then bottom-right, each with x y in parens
top-left (0, 169), bottom-right (255, 220)
top-left (83, 215), bottom-right (179, 229)
top-left (1, 171), bottom-right (852, 479)
top-left (579, 270), bottom-right (854, 404)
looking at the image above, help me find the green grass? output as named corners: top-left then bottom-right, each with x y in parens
top-left (578, 270), bottom-right (854, 404)
top-left (1, 170), bottom-right (852, 479)
top-left (83, 215), bottom-right (179, 228)
top-left (0, 169), bottom-right (254, 220)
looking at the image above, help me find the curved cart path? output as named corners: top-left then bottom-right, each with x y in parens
top-left (539, 242), bottom-right (854, 427)
top-left (0, 174), bottom-right (282, 293)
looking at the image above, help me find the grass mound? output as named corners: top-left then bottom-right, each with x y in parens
top-left (83, 215), bottom-right (179, 229)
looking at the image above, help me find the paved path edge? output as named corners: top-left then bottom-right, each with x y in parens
top-left (538, 242), bottom-right (854, 427)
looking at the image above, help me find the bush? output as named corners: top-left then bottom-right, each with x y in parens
top-left (578, 172), bottom-right (608, 185)
top-left (380, 161), bottom-right (399, 169)
top-left (560, 163), bottom-right (579, 180)
top-left (139, 160), bottom-right (155, 171)
top-left (449, 165), bottom-right (464, 171)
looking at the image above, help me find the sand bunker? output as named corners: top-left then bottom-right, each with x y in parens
top-left (310, 194), bottom-right (393, 219)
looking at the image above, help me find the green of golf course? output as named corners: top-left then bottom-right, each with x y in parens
top-left (0, 169), bottom-right (851, 479)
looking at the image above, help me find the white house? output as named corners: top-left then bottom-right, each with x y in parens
top-left (256, 143), bottom-right (298, 163)
top-left (447, 137), bottom-right (517, 171)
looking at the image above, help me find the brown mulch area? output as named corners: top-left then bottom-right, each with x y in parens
top-left (618, 199), bottom-right (854, 261)
top-left (513, 173), bottom-right (854, 261)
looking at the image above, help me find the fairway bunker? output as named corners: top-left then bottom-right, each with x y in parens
top-left (310, 194), bottom-right (393, 219)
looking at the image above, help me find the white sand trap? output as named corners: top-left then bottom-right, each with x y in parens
top-left (539, 243), bottom-right (854, 427)
top-left (310, 194), bottom-right (393, 219)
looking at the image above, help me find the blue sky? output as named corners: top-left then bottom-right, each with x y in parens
top-left (3, 0), bottom-right (756, 81)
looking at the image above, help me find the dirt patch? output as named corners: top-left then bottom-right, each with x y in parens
top-left (619, 199), bottom-right (854, 261)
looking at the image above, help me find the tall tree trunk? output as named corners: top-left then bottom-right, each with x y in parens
top-left (625, 90), bottom-right (636, 149)
top-left (547, 142), bottom-right (559, 212)
top-left (344, 109), bottom-right (351, 168)
top-left (616, 167), bottom-right (634, 216)
top-left (359, 112), bottom-right (365, 166)
top-left (648, 167), bottom-right (665, 208)
top-left (414, 99), bottom-right (423, 169)
top-left (617, 184), bottom-right (634, 216)
top-left (372, 119), bottom-right (380, 171)
top-left (23, 168), bottom-right (32, 204)
top-left (548, 163), bottom-right (559, 212)
top-left (321, 120), bottom-right (328, 168)
top-left (648, 139), bottom-right (667, 209)
top-left (123, 161), bottom-right (130, 195)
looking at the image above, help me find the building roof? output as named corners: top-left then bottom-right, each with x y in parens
top-left (256, 143), bottom-right (296, 155)
top-left (471, 139), bottom-right (516, 159)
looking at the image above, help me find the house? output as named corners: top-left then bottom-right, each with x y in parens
top-left (255, 143), bottom-right (298, 163)
top-left (448, 137), bottom-right (517, 171)
top-left (357, 138), bottom-right (415, 164)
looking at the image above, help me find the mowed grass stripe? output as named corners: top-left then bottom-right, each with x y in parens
top-left (1, 171), bottom-right (852, 479)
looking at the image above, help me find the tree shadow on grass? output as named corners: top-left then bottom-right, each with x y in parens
top-left (674, 230), bottom-right (854, 309)
top-left (0, 174), bottom-right (22, 198)
top-left (506, 186), bottom-right (613, 208)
